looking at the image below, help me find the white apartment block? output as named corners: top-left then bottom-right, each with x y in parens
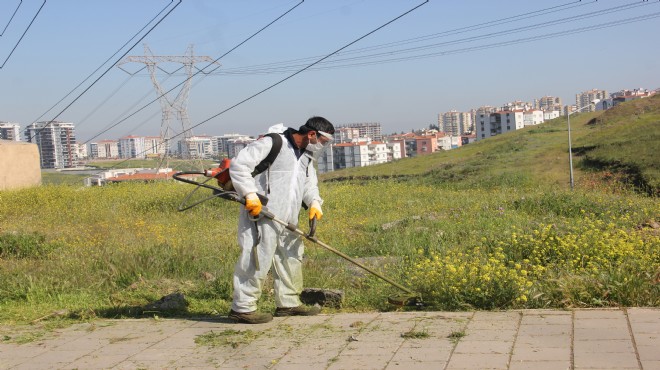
top-left (437, 135), bottom-right (462, 150)
top-left (440, 110), bottom-right (472, 136)
top-left (336, 127), bottom-right (361, 144)
top-left (329, 140), bottom-right (398, 171)
top-left (470, 106), bottom-right (497, 130)
top-left (212, 134), bottom-right (252, 158)
top-left (386, 141), bottom-right (402, 161)
top-left (576, 89), bottom-right (608, 112)
top-left (543, 111), bottom-right (561, 120)
top-left (337, 123), bottom-right (382, 142)
top-left (227, 137), bottom-right (255, 158)
top-left (315, 146), bottom-right (334, 174)
top-left (182, 136), bottom-right (213, 159)
top-left (332, 142), bottom-right (370, 169)
top-left (0, 122), bottom-right (21, 141)
top-left (144, 136), bottom-right (165, 157)
top-left (476, 111), bottom-right (525, 140)
top-left (501, 101), bottom-right (533, 111)
top-left (118, 136), bottom-right (146, 159)
top-left (535, 96), bottom-right (562, 111)
top-left (75, 143), bottom-right (88, 160)
top-left (369, 141), bottom-right (389, 165)
top-left (24, 121), bottom-right (78, 169)
top-left (523, 110), bottom-right (544, 126)
top-left (91, 140), bottom-right (119, 159)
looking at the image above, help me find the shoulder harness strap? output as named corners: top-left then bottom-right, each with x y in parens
top-left (251, 132), bottom-right (283, 177)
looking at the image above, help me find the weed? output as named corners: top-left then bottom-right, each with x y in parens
top-left (0, 232), bottom-right (58, 259)
top-left (0, 97), bottom-right (657, 322)
top-left (447, 330), bottom-right (466, 343)
top-left (349, 321), bottom-right (364, 328)
top-left (401, 329), bottom-right (430, 339)
top-left (195, 329), bottom-right (260, 349)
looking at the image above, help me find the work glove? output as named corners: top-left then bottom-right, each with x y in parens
top-left (245, 193), bottom-right (262, 217)
top-left (309, 200), bottom-right (323, 220)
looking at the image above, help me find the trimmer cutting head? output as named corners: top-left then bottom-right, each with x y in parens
top-left (388, 293), bottom-right (424, 308)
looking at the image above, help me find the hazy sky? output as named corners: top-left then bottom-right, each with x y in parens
top-left (1, 0), bottom-right (658, 143)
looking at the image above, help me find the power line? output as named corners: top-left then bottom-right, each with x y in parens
top-left (75, 74), bottom-right (133, 128)
top-left (73, 0), bottom-right (308, 182)
top-left (0, 0), bottom-right (22, 36)
top-left (29, 0), bottom-right (175, 127)
top-left (173, 0), bottom-right (430, 146)
top-left (0, 0), bottom-right (45, 69)
top-left (311, 11), bottom-right (660, 70)
top-left (27, 0), bottom-right (182, 143)
top-left (84, 0), bottom-right (305, 145)
top-left (85, 0), bottom-right (429, 176)
top-left (211, 1), bottom-right (653, 76)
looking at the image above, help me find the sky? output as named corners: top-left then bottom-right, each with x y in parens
top-left (1, 0), bottom-right (659, 143)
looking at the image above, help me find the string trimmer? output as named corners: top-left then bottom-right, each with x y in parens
top-left (172, 171), bottom-right (423, 307)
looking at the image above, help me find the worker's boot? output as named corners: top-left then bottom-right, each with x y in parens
top-left (274, 305), bottom-right (321, 317)
top-left (228, 309), bottom-right (273, 324)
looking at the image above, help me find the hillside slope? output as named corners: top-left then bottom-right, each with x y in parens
top-left (322, 95), bottom-right (659, 194)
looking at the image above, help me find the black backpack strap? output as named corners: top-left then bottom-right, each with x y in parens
top-left (251, 132), bottom-right (283, 177)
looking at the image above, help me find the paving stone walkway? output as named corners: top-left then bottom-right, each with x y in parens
top-left (0, 308), bottom-right (658, 369)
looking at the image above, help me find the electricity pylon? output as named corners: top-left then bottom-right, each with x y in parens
top-left (117, 44), bottom-right (219, 168)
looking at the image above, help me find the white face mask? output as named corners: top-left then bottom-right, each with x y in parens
top-left (306, 141), bottom-right (326, 153)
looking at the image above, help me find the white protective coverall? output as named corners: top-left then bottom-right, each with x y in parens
top-left (229, 125), bottom-right (322, 312)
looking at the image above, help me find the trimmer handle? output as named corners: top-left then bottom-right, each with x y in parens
top-left (308, 215), bottom-right (318, 238)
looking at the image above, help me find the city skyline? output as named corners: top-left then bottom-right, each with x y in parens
top-left (1, 0), bottom-right (659, 142)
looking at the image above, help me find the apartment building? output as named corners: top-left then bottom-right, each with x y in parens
top-left (24, 121), bottom-right (78, 169)
top-left (416, 135), bottom-right (437, 155)
top-left (329, 140), bottom-right (399, 171)
top-left (227, 137), bottom-right (254, 158)
top-left (212, 134), bottom-right (252, 158)
top-left (335, 127), bottom-right (361, 144)
top-left (0, 122), bottom-right (21, 141)
top-left (501, 101), bottom-right (533, 111)
top-left (144, 136), bottom-right (165, 158)
top-left (388, 132), bottom-right (417, 157)
top-left (523, 110), bottom-right (545, 126)
top-left (543, 111), bottom-right (561, 120)
top-left (75, 143), bottom-right (88, 160)
top-left (476, 111), bottom-right (525, 140)
top-left (118, 136), bottom-right (146, 159)
top-left (90, 140), bottom-right (119, 159)
top-left (182, 136), bottom-right (213, 159)
top-left (576, 89), bottom-right (608, 112)
top-left (440, 110), bottom-right (472, 136)
top-left (437, 134), bottom-right (462, 150)
top-left (535, 96), bottom-right (563, 112)
top-left (337, 123), bottom-right (382, 142)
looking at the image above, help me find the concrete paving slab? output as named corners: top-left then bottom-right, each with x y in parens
top-left (510, 346), bottom-right (571, 361)
top-left (515, 334), bottom-right (571, 348)
top-left (509, 360), bottom-right (571, 370)
top-left (0, 308), bottom-right (657, 369)
top-left (453, 340), bottom-right (512, 354)
top-left (445, 352), bottom-right (510, 369)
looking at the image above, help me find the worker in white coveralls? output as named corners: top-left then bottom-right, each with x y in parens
top-left (228, 116), bottom-right (335, 324)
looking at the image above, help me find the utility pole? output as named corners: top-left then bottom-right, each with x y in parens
top-left (117, 44), bottom-right (219, 167)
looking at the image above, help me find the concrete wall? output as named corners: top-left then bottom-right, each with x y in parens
top-left (0, 140), bottom-right (41, 190)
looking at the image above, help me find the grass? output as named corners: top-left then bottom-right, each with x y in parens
top-left (401, 329), bottom-right (430, 339)
top-left (0, 98), bottom-right (658, 325)
top-left (195, 329), bottom-right (260, 348)
top-left (447, 330), bottom-right (466, 344)
top-left (87, 159), bottom-right (216, 171)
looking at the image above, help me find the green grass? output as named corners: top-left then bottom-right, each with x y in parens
top-left (0, 98), bottom-right (658, 324)
top-left (321, 95), bottom-right (660, 194)
top-left (87, 159), bottom-right (216, 171)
